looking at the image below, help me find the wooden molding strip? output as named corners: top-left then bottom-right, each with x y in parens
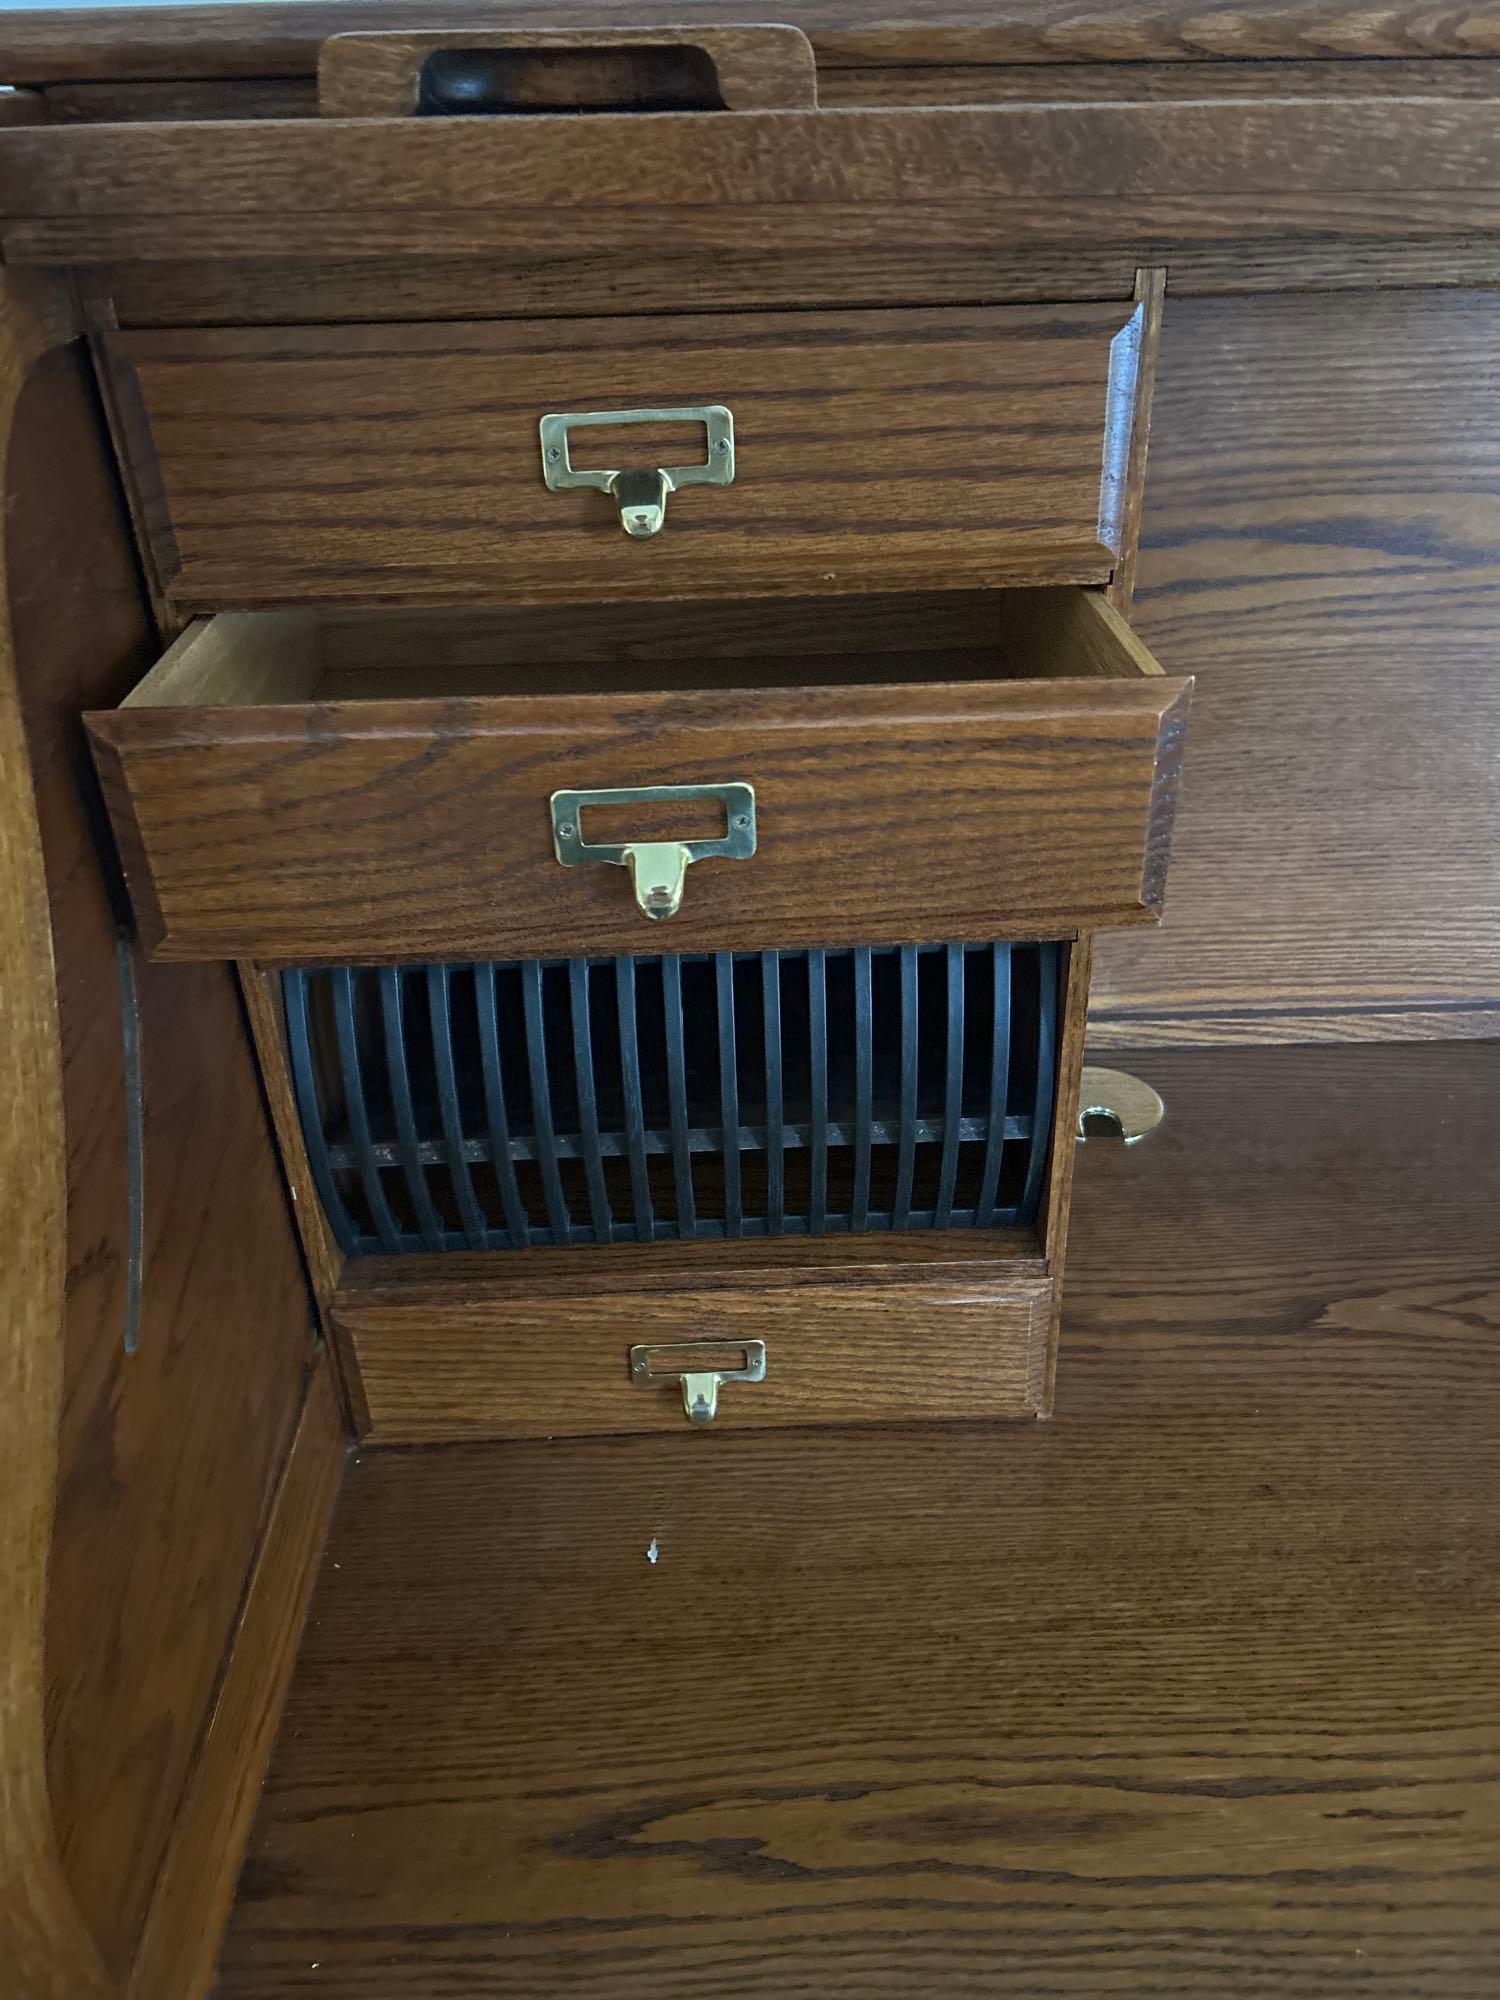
top-left (127, 1360), bottom-right (345, 2000)
top-left (7, 98), bottom-right (1500, 263)
top-left (0, 243), bottom-right (119, 2000)
top-left (0, 348), bottom-right (109, 1963)
top-left (4, 1), bottom-right (1500, 83)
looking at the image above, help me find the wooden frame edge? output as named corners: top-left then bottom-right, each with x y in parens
top-left (1107, 265), bottom-right (1167, 617)
top-left (126, 1358), bottom-right (345, 2000)
top-left (236, 963), bottom-right (360, 1431)
top-left (1037, 933), bottom-right (1094, 1416)
top-left (0, 249), bottom-right (119, 1999)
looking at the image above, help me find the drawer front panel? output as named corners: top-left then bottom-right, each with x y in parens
top-left (337, 1267), bottom-right (1053, 1441)
top-left (89, 675), bottom-right (1191, 963)
top-left (111, 302), bottom-right (1143, 608)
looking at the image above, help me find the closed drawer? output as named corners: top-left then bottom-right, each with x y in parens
top-left (334, 1247), bottom-right (1053, 1442)
top-left (86, 587), bottom-right (1190, 964)
top-left (108, 300), bottom-right (1146, 609)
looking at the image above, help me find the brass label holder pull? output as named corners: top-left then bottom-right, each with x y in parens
top-left (630, 1340), bottom-right (767, 1424)
top-left (539, 405), bottom-right (734, 537)
top-left (550, 782), bottom-right (756, 921)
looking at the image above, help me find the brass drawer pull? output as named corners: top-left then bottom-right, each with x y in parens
top-left (550, 781), bottom-right (756, 920)
top-left (631, 1340), bottom-right (767, 1424)
top-left (539, 404), bottom-right (735, 537)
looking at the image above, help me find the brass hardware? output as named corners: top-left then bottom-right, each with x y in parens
top-left (1077, 1066), bottom-right (1165, 1144)
top-left (630, 1339), bottom-right (767, 1424)
top-left (550, 782), bottom-right (756, 921)
top-left (539, 404), bottom-right (734, 537)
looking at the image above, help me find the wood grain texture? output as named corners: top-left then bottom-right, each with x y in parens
top-left (1036, 936), bottom-right (1092, 1411)
top-left (102, 249), bottom-right (1141, 328)
top-left (1091, 288), bottom-right (1500, 1046)
top-left (96, 63), bottom-right (1440, 128)
top-left (107, 304), bottom-right (1137, 608)
top-left (99, 235), bottom-right (1500, 328)
top-left (12, 366), bottom-right (302, 1980)
top-left (237, 964), bottom-right (345, 1322)
top-left (0, 262), bottom-right (115, 2000)
top-left (217, 1039), bottom-right (1500, 1997)
top-left (1, 326), bottom-right (319, 1979)
top-left (822, 53), bottom-right (1500, 101)
top-left (308, 586), bottom-right (1153, 680)
top-left (339, 1263), bottom-right (1051, 1441)
top-left (37, 57), bottom-right (1500, 122)
top-left (13, 99), bottom-right (1500, 263)
top-left (8, 0), bottom-right (1500, 80)
top-left (78, 282), bottom-right (185, 644)
top-left (126, 1359), bottom-right (344, 2000)
top-left (42, 77), bottom-right (321, 123)
top-left (87, 621), bottom-right (1190, 964)
top-left (318, 26), bottom-right (818, 118)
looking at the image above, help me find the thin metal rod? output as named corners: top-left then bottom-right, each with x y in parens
top-left (115, 932), bottom-right (145, 1355)
top-left (716, 952), bottom-right (742, 1237)
top-left (763, 951), bottom-right (784, 1234)
top-left (282, 970), bottom-right (363, 1255)
top-left (934, 942), bottom-right (966, 1228)
top-left (974, 943), bottom-right (1014, 1230)
top-left (379, 968), bottom-right (445, 1250)
top-left (662, 954), bottom-right (697, 1239)
top-left (892, 944), bottom-right (919, 1229)
top-left (521, 959), bottom-right (571, 1240)
top-left (807, 948), bottom-right (828, 1235)
top-left (323, 1109), bottom-right (1024, 1172)
top-left (427, 964), bottom-right (488, 1249)
top-left (616, 956), bottom-right (655, 1241)
top-left (568, 957), bottom-right (612, 1244)
top-left (474, 962), bottom-right (530, 1248)
top-left (333, 968), bottom-right (402, 1252)
top-left (851, 946), bottom-right (873, 1232)
top-left (1020, 942), bottom-right (1059, 1226)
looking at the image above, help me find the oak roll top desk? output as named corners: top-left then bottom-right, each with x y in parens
top-left (2, 6), bottom-right (1498, 1994)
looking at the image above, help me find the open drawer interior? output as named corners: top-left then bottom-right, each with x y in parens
top-left (120, 585), bottom-right (1165, 710)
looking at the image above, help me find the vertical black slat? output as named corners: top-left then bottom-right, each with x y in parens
top-left (851, 946), bottom-right (874, 1231)
top-left (891, 945), bottom-right (920, 1229)
top-left (716, 952), bottom-right (742, 1237)
top-left (933, 942), bottom-right (967, 1229)
top-left (661, 955), bottom-right (697, 1239)
top-left (616, 955), bottom-right (656, 1242)
top-left (974, 943), bottom-right (1014, 1229)
top-left (474, 963), bottom-right (530, 1248)
top-left (1020, 942), bottom-right (1060, 1226)
top-left (427, 964), bottom-right (489, 1249)
top-left (332, 967), bottom-right (403, 1252)
top-left (762, 952), bottom-right (785, 1234)
top-left (807, 949), bottom-right (828, 1235)
top-left (568, 958), bottom-right (612, 1245)
top-left (283, 971), bottom-right (364, 1256)
top-left (521, 959), bottom-right (572, 1242)
top-left (379, 967), bottom-right (446, 1251)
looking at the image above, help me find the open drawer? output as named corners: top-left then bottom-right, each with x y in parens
top-left (86, 587), bottom-right (1190, 965)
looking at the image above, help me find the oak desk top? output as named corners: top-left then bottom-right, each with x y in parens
top-left (218, 1039), bottom-right (1500, 1997)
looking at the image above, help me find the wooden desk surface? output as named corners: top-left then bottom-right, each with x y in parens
top-left (215, 1040), bottom-right (1500, 1997)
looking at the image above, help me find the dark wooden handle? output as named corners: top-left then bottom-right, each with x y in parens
top-left (318, 25), bottom-right (818, 119)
